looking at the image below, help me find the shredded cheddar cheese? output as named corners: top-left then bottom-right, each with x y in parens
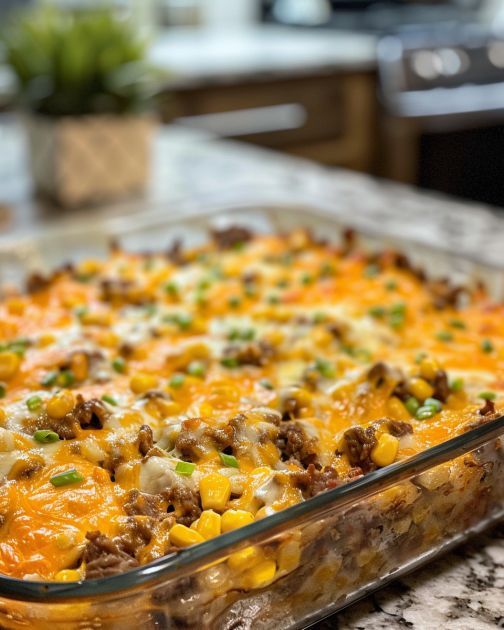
top-left (0, 226), bottom-right (502, 582)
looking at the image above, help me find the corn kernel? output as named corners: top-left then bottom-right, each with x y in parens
top-left (254, 506), bottom-right (271, 520)
top-left (144, 399), bottom-right (162, 420)
top-left (199, 473), bottom-right (231, 512)
top-left (6, 298), bottom-right (25, 315)
top-left (0, 408), bottom-right (6, 425)
top-left (408, 378), bottom-right (434, 401)
top-left (54, 569), bottom-right (81, 582)
top-left (71, 352), bottom-right (88, 381)
top-left (97, 331), bottom-right (119, 348)
top-left (371, 433), bottom-right (399, 468)
top-left (0, 352), bottom-right (21, 381)
top-left (130, 373), bottom-right (159, 395)
top-left (242, 559), bottom-right (276, 590)
top-left (228, 545), bottom-right (263, 571)
top-left (169, 523), bottom-right (205, 548)
top-left (77, 259), bottom-right (102, 276)
top-left (386, 396), bottom-right (409, 421)
top-left (419, 356), bottom-right (439, 381)
top-left (190, 519), bottom-right (199, 531)
top-left (55, 532), bottom-right (77, 550)
top-left (80, 310), bottom-right (112, 326)
top-left (197, 510), bottom-right (221, 539)
top-left (38, 333), bottom-right (56, 348)
top-left (221, 509), bottom-right (254, 533)
top-left (46, 390), bottom-right (75, 419)
top-left (277, 539), bottom-right (301, 573)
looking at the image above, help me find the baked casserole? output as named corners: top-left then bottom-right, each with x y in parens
top-left (0, 225), bottom-right (502, 625)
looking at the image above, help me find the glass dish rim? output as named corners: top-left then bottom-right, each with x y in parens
top-left (0, 202), bottom-right (503, 602)
top-left (1, 415), bottom-right (503, 602)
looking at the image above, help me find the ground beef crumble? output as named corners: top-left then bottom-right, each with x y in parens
top-left (222, 340), bottom-right (274, 367)
top-left (276, 422), bottom-right (317, 468)
top-left (211, 226), bottom-right (252, 250)
top-left (388, 420), bottom-right (413, 437)
top-left (342, 426), bottom-right (377, 472)
top-left (71, 395), bottom-right (110, 430)
top-left (84, 531), bottom-right (139, 579)
top-left (137, 424), bottom-right (154, 456)
top-left (163, 485), bottom-right (202, 527)
top-left (124, 489), bottom-right (165, 518)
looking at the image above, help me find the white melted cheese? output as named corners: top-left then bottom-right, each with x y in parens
top-left (139, 455), bottom-right (198, 495)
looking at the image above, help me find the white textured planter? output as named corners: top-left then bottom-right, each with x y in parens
top-left (24, 114), bottom-right (155, 208)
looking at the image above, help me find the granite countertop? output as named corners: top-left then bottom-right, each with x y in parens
top-left (150, 25), bottom-right (377, 88)
top-left (0, 119), bottom-right (503, 628)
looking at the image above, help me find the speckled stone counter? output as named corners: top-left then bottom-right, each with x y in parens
top-left (0, 120), bottom-right (503, 628)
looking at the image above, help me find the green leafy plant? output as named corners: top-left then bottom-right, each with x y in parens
top-left (2, 7), bottom-right (158, 116)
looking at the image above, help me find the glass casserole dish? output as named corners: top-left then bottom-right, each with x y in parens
top-left (0, 204), bottom-right (502, 630)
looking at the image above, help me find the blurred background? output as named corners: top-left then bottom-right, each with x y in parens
top-left (2, 0), bottom-right (504, 226)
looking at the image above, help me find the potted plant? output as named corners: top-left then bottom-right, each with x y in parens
top-left (2, 6), bottom-right (158, 208)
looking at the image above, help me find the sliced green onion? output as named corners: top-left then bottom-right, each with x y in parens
top-left (143, 304), bottom-right (157, 317)
top-left (112, 357), bottom-right (126, 374)
top-left (187, 361), bottom-right (206, 378)
top-left (164, 281), bottom-right (179, 296)
top-left (276, 279), bottom-right (289, 289)
top-left (50, 469), bottom-right (84, 487)
top-left (33, 429), bottom-right (59, 444)
top-left (415, 352), bottom-right (427, 364)
top-left (194, 289), bottom-right (207, 306)
top-left (267, 294), bottom-right (280, 305)
top-left (219, 452), bottom-right (239, 468)
top-left (388, 303), bottom-right (406, 329)
top-left (228, 295), bottom-right (242, 309)
top-left (241, 328), bottom-right (256, 341)
top-left (320, 262), bottom-right (335, 278)
top-left (175, 461), bottom-right (196, 476)
top-left (41, 371), bottom-right (58, 387)
top-left (8, 339), bottom-right (28, 357)
top-left (313, 312), bottom-right (327, 324)
top-left (405, 397), bottom-right (420, 415)
top-left (364, 264), bottom-right (380, 278)
top-left (449, 319), bottom-right (466, 330)
top-left (436, 331), bottom-right (454, 343)
top-left (478, 391), bottom-right (496, 401)
top-left (450, 378), bottom-right (464, 392)
top-left (26, 395), bottom-right (42, 411)
top-left (354, 348), bottom-right (372, 363)
top-left (315, 358), bottom-right (335, 378)
top-left (101, 394), bottom-right (118, 406)
top-left (423, 397), bottom-right (442, 412)
top-left (176, 313), bottom-right (193, 331)
top-left (75, 273), bottom-right (92, 283)
top-left (58, 370), bottom-right (75, 387)
top-left (74, 306), bottom-right (89, 319)
top-left (244, 285), bottom-right (257, 298)
top-left (300, 273), bottom-right (313, 286)
top-left (481, 339), bottom-right (494, 354)
top-left (368, 306), bottom-right (386, 319)
top-left (385, 279), bottom-right (398, 291)
top-left (228, 327), bottom-right (256, 342)
top-left (231, 241), bottom-right (246, 251)
top-left (259, 378), bottom-right (274, 390)
top-left (197, 278), bottom-right (212, 291)
top-left (221, 357), bottom-right (239, 369)
top-left (280, 253), bottom-right (294, 267)
top-left (0, 382), bottom-right (6, 399)
top-left (169, 373), bottom-right (185, 388)
top-left (416, 406), bottom-right (438, 420)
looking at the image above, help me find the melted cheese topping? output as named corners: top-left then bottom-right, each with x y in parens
top-left (0, 228), bottom-right (502, 580)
